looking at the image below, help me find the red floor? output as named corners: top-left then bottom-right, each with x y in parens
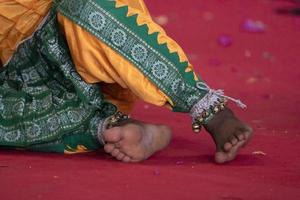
top-left (1, 0), bottom-right (300, 199)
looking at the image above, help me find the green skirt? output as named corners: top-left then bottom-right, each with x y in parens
top-left (0, 0), bottom-right (212, 153)
top-left (0, 6), bottom-right (116, 153)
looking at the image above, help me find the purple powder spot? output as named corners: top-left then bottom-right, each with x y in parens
top-left (262, 94), bottom-right (271, 100)
top-left (144, 104), bottom-right (149, 109)
top-left (176, 161), bottom-right (184, 165)
top-left (241, 19), bottom-right (266, 33)
top-left (218, 34), bottom-right (233, 47)
top-left (153, 169), bottom-right (160, 176)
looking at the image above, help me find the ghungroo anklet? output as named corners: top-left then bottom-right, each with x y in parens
top-left (97, 111), bottom-right (130, 144)
top-left (106, 111), bottom-right (130, 129)
top-left (191, 98), bottom-right (227, 133)
top-left (191, 82), bottom-right (246, 133)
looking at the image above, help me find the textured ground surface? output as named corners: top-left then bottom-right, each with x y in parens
top-left (1, 0), bottom-right (300, 199)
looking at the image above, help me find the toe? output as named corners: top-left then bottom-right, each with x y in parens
top-left (215, 141), bottom-right (245, 164)
top-left (235, 124), bottom-right (253, 141)
top-left (240, 127), bottom-right (253, 147)
top-left (235, 131), bottom-right (246, 141)
top-left (215, 152), bottom-right (228, 164)
top-left (122, 156), bottom-right (131, 163)
top-left (215, 139), bottom-right (246, 164)
top-left (104, 144), bottom-right (115, 153)
top-left (226, 140), bottom-right (245, 161)
top-left (230, 136), bottom-right (238, 146)
top-left (224, 142), bottom-right (233, 151)
top-left (116, 153), bottom-right (125, 161)
top-left (111, 149), bottom-right (120, 157)
top-left (103, 127), bottom-right (123, 143)
top-left (242, 126), bottom-right (253, 138)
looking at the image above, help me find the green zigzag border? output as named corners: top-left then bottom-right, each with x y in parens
top-left (104, 0), bottom-right (196, 84)
top-left (58, 0), bottom-right (208, 112)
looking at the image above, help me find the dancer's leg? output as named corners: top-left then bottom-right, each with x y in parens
top-left (57, 0), bottom-right (252, 163)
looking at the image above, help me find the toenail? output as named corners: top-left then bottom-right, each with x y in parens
top-left (224, 143), bottom-right (232, 151)
top-left (123, 156), bottom-right (131, 162)
top-left (117, 154), bottom-right (125, 160)
top-left (239, 135), bottom-right (245, 140)
top-left (232, 138), bottom-right (238, 144)
top-left (112, 149), bottom-right (120, 156)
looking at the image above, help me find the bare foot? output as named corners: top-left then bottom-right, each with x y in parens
top-left (102, 120), bottom-right (171, 162)
top-left (204, 107), bottom-right (253, 164)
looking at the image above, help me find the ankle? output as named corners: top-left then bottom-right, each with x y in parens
top-left (204, 107), bottom-right (234, 133)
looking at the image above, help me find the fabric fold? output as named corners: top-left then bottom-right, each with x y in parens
top-left (57, 0), bottom-right (209, 112)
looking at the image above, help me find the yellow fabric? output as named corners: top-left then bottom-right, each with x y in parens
top-left (0, 0), bottom-right (195, 113)
top-left (58, 13), bottom-right (171, 113)
top-left (64, 145), bottom-right (91, 154)
top-left (57, 0), bottom-right (198, 112)
top-left (118, 0), bottom-right (151, 16)
top-left (0, 0), bottom-right (53, 65)
top-left (100, 83), bottom-right (138, 114)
